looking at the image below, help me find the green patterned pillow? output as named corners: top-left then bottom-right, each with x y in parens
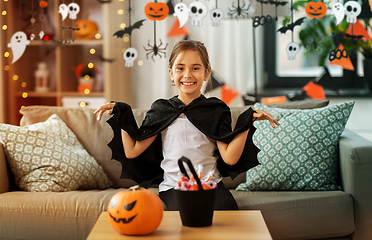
top-left (0, 114), bottom-right (112, 192)
top-left (236, 101), bottom-right (354, 191)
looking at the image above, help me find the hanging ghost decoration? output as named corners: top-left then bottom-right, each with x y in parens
top-left (286, 42), bottom-right (300, 60)
top-left (188, 1), bottom-right (207, 26)
top-left (7, 31), bottom-right (30, 64)
top-left (123, 48), bottom-right (138, 67)
top-left (344, 1), bottom-right (361, 23)
top-left (173, 2), bottom-right (189, 28)
top-left (331, 2), bottom-right (345, 25)
top-left (59, 4), bottom-right (69, 21)
top-left (68, 3), bottom-right (80, 20)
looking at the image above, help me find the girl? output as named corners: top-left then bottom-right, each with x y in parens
top-left (95, 40), bottom-right (279, 210)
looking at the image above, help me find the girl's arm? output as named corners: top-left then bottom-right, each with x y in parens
top-left (94, 102), bottom-right (157, 159)
top-left (217, 109), bottom-right (280, 165)
top-left (121, 131), bottom-right (157, 159)
top-left (217, 130), bottom-right (249, 165)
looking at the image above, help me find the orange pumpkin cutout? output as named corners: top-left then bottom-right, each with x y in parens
top-left (39, 1), bottom-right (48, 8)
top-left (74, 19), bottom-right (98, 40)
top-left (144, 1), bottom-right (169, 21)
top-left (305, 2), bottom-right (327, 19)
top-left (108, 186), bottom-right (163, 235)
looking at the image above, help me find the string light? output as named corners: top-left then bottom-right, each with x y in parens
top-left (120, 23), bottom-right (126, 29)
top-left (21, 82), bottom-right (27, 88)
top-left (84, 89), bottom-right (90, 94)
top-left (2, 10), bottom-right (7, 16)
top-left (4, 51), bottom-right (9, 58)
top-left (88, 62), bottom-right (94, 68)
top-left (4, 65), bottom-right (9, 71)
top-left (13, 75), bottom-right (18, 81)
top-left (89, 48), bottom-right (96, 54)
top-left (138, 61), bottom-right (143, 66)
top-left (84, 75), bottom-right (90, 80)
top-left (2, 24), bottom-right (7, 30)
top-left (95, 33), bottom-right (101, 39)
top-left (79, 102), bottom-right (87, 107)
top-left (123, 37), bottom-right (129, 42)
top-left (118, 9), bottom-right (124, 15)
top-left (22, 92), bottom-right (28, 98)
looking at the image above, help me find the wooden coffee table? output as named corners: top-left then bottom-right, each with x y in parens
top-left (86, 210), bottom-right (272, 240)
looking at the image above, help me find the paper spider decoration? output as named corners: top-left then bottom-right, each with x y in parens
top-left (228, 0), bottom-right (250, 20)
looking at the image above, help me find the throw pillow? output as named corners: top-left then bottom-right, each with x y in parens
top-left (236, 101), bottom-right (354, 191)
top-left (0, 114), bottom-right (112, 192)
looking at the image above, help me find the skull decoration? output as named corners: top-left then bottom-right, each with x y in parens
top-left (123, 48), bottom-right (138, 68)
top-left (286, 42), bottom-right (300, 60)
top-left (344, 1), bottom-right (361, 24)
top-left (68, 3), bottom-right (80, 20)
top-left (188, 2), bottom-right (207, 26)
top-left (210, 8), bottom-right (224, 27)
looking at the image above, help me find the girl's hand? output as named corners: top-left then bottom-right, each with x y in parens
top-left (94, 102), bottom-right (115, 121)
top-left (253, 109), bottom-right (280, 128)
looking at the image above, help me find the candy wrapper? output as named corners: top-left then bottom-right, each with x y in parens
top-left (176, 164), bottom-right (217, 191)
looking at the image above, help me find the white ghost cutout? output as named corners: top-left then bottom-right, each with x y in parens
top-left (59, 4), bottom-right (69, 21)
top-left (188, 1), bottom-right (207, 26)
top-left (332, 2), bottom-right (345, 25)
top-left (7, 31), bottom-right (30, 64)
top-left (123, 48), bottom-right (138, 68)
top-left (173, 3), bottom-right (189, 28)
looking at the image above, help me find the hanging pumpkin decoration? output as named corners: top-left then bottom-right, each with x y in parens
top-left (39, 1), bottom-right (48, 8)
top-left (107, 185), bottom-right (163, 235)
top-left (305, 2), bottom-right (327, 19)
top-left (74, 19), bottom-right (98, 40)
top-left (144, 0), bottom-right (169, 21)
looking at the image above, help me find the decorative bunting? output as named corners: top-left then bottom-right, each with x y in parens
top-left (302, 81), bottom-right (326, 99)
top-left (345, 19), bottom-right (371, 40)
top-left (328, 44), bottom-right (355, 71)
top-left (167, 19), bottom-right (189, 38)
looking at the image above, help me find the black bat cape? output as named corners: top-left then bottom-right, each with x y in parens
top-left (107, 95), bottom-right (260, 188)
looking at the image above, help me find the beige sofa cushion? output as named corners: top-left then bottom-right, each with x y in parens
top-left (0, 144), bottom-right (9, 194)
top-left (19, 106), bottom-right (138, 188)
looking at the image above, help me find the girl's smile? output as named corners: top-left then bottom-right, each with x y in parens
top-left (169, 50), bottom-right (210, 105)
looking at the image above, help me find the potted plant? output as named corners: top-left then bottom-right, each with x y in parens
top-left (281, 0), bottom-right (372, 91)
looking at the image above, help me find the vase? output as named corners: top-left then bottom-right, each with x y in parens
top-left (363, 58), bottom-right (372, 92)
top-left (78, 77), bottom-right (95, 93)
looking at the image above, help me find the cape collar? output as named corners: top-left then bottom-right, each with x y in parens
top-left (169, 95), bottom-right (206, 110)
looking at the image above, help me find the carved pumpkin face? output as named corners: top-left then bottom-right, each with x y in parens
top-left (74, 19), bottom-right (98, 40)
top-left (305, 2), bottom-right (327, 19)
top-left (39, 1), bottom-right (48, 8)
top-left (144, 1), bottom-right (169, 21)
top-left (107, 186), bottom-right (163, 235)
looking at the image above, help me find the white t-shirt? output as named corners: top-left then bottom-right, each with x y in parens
top-left (159, 113), bottom-right (222, 192)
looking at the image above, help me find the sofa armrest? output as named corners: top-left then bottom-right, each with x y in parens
top-left (0, 143), bottom-right (9, 194)
top-left (339, 129), bottom-right (372, 240)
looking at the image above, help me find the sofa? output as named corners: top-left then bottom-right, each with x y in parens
top-left (0, 101), bottom-right (371, 240)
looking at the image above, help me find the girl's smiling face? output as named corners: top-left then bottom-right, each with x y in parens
top-left (169, 50), bottom-right (211, 105)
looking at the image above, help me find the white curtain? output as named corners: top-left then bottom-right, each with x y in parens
top-left (128, 0), bottom-right (264, 109)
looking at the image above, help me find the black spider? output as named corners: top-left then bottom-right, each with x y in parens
top-left (143, 39), bottom-right (168, 62)
top-left (229, 0), bottom-right (250, 20)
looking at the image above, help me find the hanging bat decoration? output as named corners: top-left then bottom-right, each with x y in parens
top-left (113, 19), bottom-right (146, 38)
top-left (277, 17), bottom-right (306, 34)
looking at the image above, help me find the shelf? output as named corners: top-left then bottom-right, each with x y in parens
top-left (60, 92), bottom-right (104, 97)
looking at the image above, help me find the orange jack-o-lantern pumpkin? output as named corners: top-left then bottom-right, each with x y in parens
top-left (108, 186), bottom-right (163, 235)
top-left (305, 2), bottom-right (327, 19)
top-left (39, 1), bottom-right (48, 8)
top-left (144, 1), bottom-right (169, 21)
top-left (74, 19), bottom-right (98, 40)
